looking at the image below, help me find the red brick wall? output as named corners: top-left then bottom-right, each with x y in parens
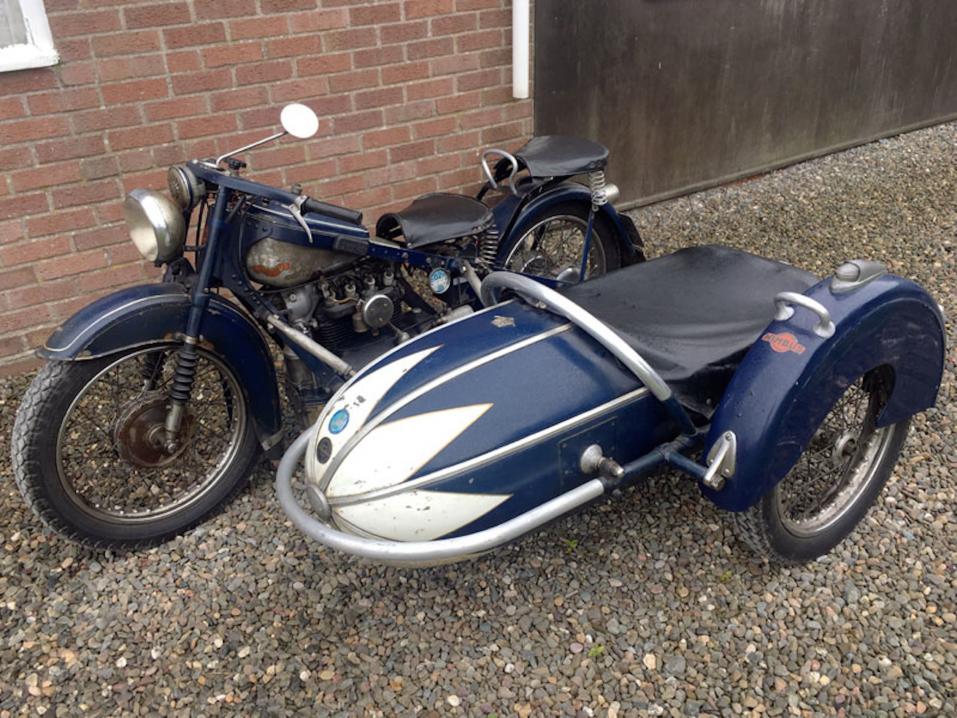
top-left (0, 0), bottom-right (531, 374)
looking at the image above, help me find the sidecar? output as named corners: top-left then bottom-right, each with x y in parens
top-left (276, 245), bottom-right (944, 565)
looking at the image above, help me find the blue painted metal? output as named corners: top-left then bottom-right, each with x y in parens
top-left (369, 301), bottom-right (567, 414)
top-left (39, 282), bottom-right (283, 442)
top-left (703, 274), bottom-right (945, 511)
top-left (495, 181), bottom-right (642, 264)
top-left (389, 326), bottom-right (645, 474)
top-left (186, 187), bottom-right (230, 339)
top-left (441, 392), bottom-right (673, 536)
top-left (578, 209), bottom-right (596, 279)
top-left (311, 295), bottom-right (687, 538)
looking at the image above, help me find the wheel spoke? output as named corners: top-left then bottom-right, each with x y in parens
top-left (776, 376), bottom-right (892, 534)
top-left (56, 345), bottom-right (246, 522)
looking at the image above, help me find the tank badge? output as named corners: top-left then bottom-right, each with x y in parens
top-left (428, 268), bottom-right (451, 294)
top-left (492, 315), bottom-right (515, 328)
top-left (761, 332), bottom-right (806, 355)
top-left (249, 261), bottom-right (292, 278)
top-left (329, 408), bottom-right (350, 434)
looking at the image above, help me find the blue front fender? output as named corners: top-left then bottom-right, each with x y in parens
top-left (495, 182), bottom-right (643, 264)
top-left (40, 283), bottom-right (283, 446)
top-left (703, 274), bottom-right (945, 512)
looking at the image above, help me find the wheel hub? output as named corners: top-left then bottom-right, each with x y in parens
top-left (114, 391), bottom-right (193, 468)
top-left (831, 430), bottom-right (858, 467)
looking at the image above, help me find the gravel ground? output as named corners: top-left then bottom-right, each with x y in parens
top-left (2, 123), bottom-right (955, 717)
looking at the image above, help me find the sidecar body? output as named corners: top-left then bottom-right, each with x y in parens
top-left (276, 245), bottom-right (944, 564)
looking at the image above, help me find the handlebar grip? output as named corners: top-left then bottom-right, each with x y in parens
top-left (301, 197), bottom-right (363, 226)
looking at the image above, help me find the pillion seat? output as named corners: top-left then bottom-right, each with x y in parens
top-left (562, 245), bottom-right (819, 415)
top-left (514, 135), bottom-right (609, 177)
top-left (376, 193), bottom-right (494, 248)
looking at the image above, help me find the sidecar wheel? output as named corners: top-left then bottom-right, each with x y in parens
top-left (11, 346), bottom-right (260, 548)
top-left (498, 201), bottom-right (623, 280)
top-left (733, 369), bottom-right (909, 564)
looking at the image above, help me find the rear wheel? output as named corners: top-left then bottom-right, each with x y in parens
top-left (498, 201), bottom-right (623, 281)
top-left (734, 369), bottom-right (909, 564)
top-left (11, 344), bottom-right (260, 548)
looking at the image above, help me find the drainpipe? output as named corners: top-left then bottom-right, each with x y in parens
top-left (512, 0), bottom-right (530, 99)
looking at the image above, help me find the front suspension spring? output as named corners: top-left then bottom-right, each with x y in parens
top-left (168, 342), bottom-right (199, 406)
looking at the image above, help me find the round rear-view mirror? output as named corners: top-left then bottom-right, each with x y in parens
top-left (280, 103), bottom-right (319, 139)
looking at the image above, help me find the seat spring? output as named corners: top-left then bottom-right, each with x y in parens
top-left (589, 170), bottom-right (608, 209)
top-left (479, 226), bottom-right (500, 268)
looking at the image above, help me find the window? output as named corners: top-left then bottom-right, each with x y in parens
top-left (1, 0), bottom-right (58, 73)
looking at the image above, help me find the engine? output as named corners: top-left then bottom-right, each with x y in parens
top-left (276, 262), bottom-right (406, 418)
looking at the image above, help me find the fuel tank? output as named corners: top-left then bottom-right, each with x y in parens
top-left (242, 202), bottom-right (361, 287)
top-left (304, 300), bottom-right (677, 542)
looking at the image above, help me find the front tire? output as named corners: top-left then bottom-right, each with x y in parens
top-left (733, 369), bottom-right (909, 564)
top-left (498, 201), bottom-right (625, 281)
top-left (11, 345), bottom-right (260, 548)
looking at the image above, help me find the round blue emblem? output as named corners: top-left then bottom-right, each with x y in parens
top-left (428, 268), bottom-right (451, 294)
top-left (328, 408), bottom-right (349, 434)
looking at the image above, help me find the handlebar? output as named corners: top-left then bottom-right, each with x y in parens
top-left (301, 196), bottom-right (363, 225)
top-left (188, 160), bottom-right (363, 226)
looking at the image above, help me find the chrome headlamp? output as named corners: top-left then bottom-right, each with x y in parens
top-left (123, 189), bottom-right (186, 263)
top-left (167, 164), bottom-right (205, 211)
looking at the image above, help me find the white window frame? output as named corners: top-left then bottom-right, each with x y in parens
top-left (0, 0), bottom-right (58, 73)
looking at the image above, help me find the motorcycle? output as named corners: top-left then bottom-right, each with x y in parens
top-left (276, 246), bottom-right (945, 566)
top-left (11, 103), bottom-right (642, 547)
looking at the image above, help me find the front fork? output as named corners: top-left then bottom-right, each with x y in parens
top-left (163, 188), bottom-right (230, 449)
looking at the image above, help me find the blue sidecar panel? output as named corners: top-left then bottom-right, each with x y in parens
top-left (307, 299), bottom-right (677, 542)
top-left (704, 274), bottom-right (945, 512)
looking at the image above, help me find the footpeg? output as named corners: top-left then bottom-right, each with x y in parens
top-left (703, 432), bottom-right (736, 490)
top-left (580, 444), bottom-right (625, 480)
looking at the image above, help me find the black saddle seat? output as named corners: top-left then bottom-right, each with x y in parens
top-left (562, 245), bottom-right (819, 415)
top-left (514, 135), bottom-right (609, 178)
top-left (376, 193), bottom-right (493, 248)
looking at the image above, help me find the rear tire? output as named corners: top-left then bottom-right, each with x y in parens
top-left (498, 201), bottom-right (623, 280)
top-left (733, 370), bottom-right (909, 564)
top-left (11, 347), bottom-right (260, 549)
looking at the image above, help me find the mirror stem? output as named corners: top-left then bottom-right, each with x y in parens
top-left (215, 130), bottom-right (287, 168)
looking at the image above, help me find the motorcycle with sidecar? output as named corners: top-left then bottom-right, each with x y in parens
top-left (11, 103), bottom-right (641, 547)
top-left (276, 245), bottom-right (945, 565)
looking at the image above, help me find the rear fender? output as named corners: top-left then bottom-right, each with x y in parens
top-left (40, 283), bottom-right (283, 446)
top-left (704, 274), bottom-right (945, 511)
top-left (498, 182), bottom-right (643, 264)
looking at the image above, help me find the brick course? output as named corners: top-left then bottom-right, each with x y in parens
top-left (0, 0), bottom-right (530, 374)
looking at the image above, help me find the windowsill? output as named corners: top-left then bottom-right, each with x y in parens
top-left (0, 44), bottom-right (59, 73)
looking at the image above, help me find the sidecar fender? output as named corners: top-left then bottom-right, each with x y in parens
top-left (40, 283), bottom-right (283, 446)
top-left (703, 274), bottom-right (945, 512)
top-left (497, 182), bottom-right (643, 264)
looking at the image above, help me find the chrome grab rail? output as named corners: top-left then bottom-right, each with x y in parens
top-left (480, 149), bottom-right (520, 196)
top-left (774, 291), bottom-right (835, 338)
top-left (276, 429), bottom-right (606, 565)
top-left (480, 272), bottom-right (675, 403)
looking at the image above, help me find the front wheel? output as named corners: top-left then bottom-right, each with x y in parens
top-left (733, 369), bottom-right (909, 564)
top-left (11, 344), bottom-right (260, 548)
top-left (497, 201), bottom-right (624, 281)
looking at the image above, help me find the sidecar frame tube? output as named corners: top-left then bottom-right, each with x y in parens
top-left (277, 430), bottom-right (606, 563)
top-left (481, 272), bottom-right (697, 435)
top-left (278, 427), bottom-right (707, 561)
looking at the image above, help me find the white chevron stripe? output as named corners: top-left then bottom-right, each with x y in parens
top-left (325, 403), bottom-right (493, 497)
top-left (306, 345), bottom-right (440, 486)
top-left (334, 489), bottom-right (511, 541)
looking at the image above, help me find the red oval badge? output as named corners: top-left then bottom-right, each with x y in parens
top-left (761, 332), bottom-right (806, 354)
